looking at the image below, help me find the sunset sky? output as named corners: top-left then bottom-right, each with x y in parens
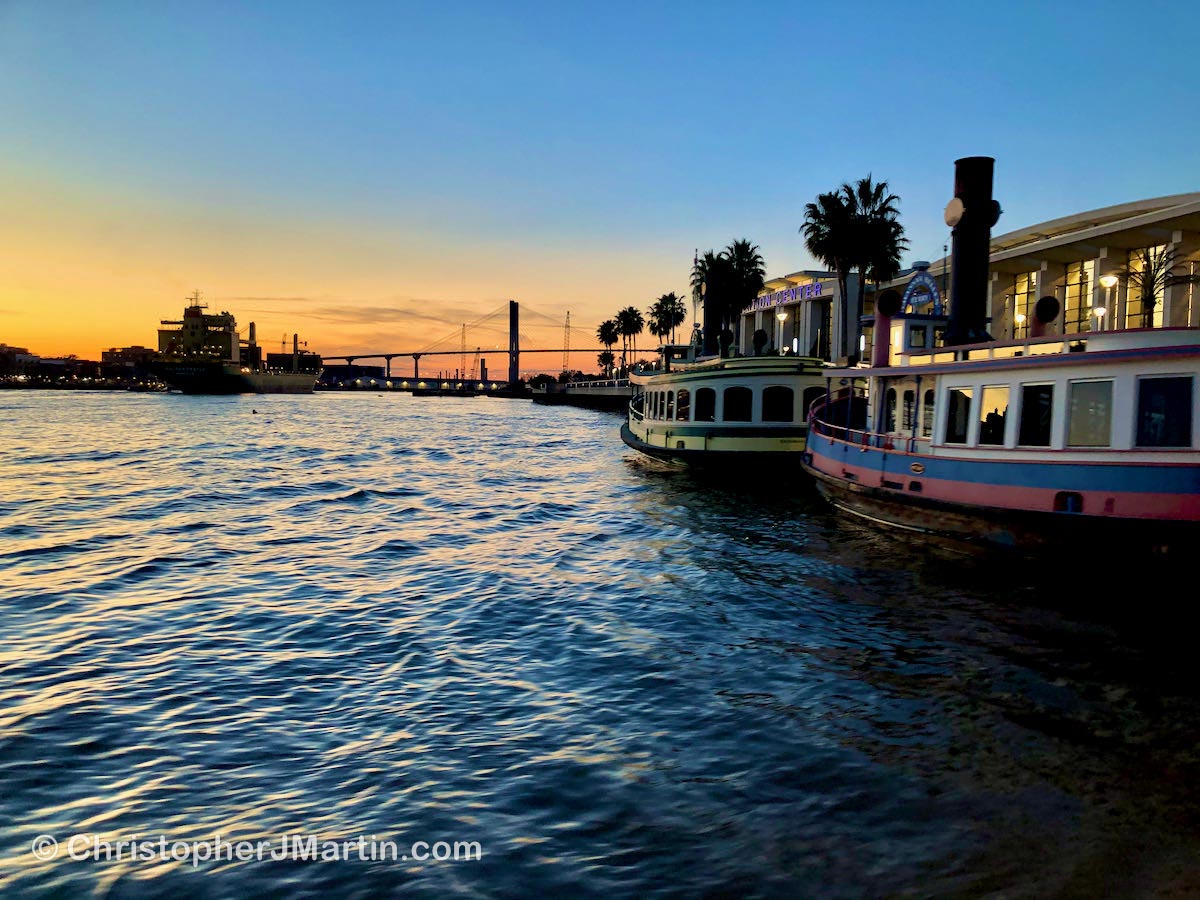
top-left (3, 1), bottom-right (1198, 369)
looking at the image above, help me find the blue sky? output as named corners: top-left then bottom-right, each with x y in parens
top-left (2, 0), bottom-right (1198, 358)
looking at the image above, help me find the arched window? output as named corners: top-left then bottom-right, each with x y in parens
top-left (695, 387), bottom-right (716, 422)
top-left (723, 386), bottom-right (753, 422)
top-left (666, 390), bottom-right (675, 420)
top-left (885, 388), bottom-right (897, 432)
top-left (676, 388), bottom-right (690, 421)
top-left (902, 390), bottom-right (916, 430)
top-left (762, 386), bottom-right (794, 422)
top-left (921, 389), bottom-right (935, 437)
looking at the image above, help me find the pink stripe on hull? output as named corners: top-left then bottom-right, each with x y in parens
top-left (821, 456), bottom-right (1200, 522)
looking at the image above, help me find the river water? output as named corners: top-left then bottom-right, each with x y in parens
top-left (1, 391), bottom-right (1198, 897)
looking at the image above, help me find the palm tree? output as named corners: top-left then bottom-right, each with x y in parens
top-left (1118, 245), bottom-right (1198, 328)
top-left (865, 216), bottom-right (908, 296)
top-left (844, 176), bottom-right (906, 349)
top-left (691, 251), bottom-right (736, 355)
top-left (597, 350), bottom-right (615, 376)
top-left (615, 306), bottom-right (645, 369)
top-left (647, 298), bottom-right (668, 344)
top-left (802, 191), bottom-right (854, 358)
top-left (725, 239), bottom-right (766, 351)
top-left (659, 292), bottom-right (688, 343)
top-left (597, 319), bottom-right (619, 368)
top-left (646, 292), bottom-right (689, 345)
top-left (802, 177), bottom-right (906, 359)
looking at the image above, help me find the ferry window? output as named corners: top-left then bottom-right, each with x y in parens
top-left (978, 386), bottom-right (1010, 446)
top-left (723, 386), bottom-right (752, 422)
top-left (1018, 384), bottom-right (1054, 446)
top-left (695, 388), bottom-right (716, 422)
top-left (909, 326), bottom-right (927, 349)
top-left (1137, 376), bottom-right (1193, 447)
top-left (666, 390), bottom-right (675, 421)
top-left (884, 388), bottom-right (897, 432)
top-left (657, 391), bottom-right (664, 419)
top-left (762, 386), bottom-right (794, 422)
top-left (802, 386), bottom-right (826, 420)
top-left (921, 390), bottom-right (934, 437)
top-left (1067, 380), bottom-right (1113, 447)
top-left (676, 388), bottom-right (691, 421)
top-left (902, 390), bottom-right (916, 430)
top-left (944, 388), bottom-right (973, 444)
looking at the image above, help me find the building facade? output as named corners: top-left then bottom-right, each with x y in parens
top-left (738, 270), bottom-right (858, 361)
top-left (746, 193), bottom-right (1200, 364)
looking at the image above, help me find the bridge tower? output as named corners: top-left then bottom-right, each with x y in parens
top-left (508, 300), bottom-right (519, 385)
top-left (562, 310), bottom-right (570, 374)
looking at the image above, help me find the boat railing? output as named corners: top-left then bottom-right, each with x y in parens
top-left (629, 391), bottom-right (645, 422)
top-left (807, 384), bottom-right (922, 453)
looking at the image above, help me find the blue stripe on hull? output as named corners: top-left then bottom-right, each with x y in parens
top-left (807, 432), bottom-right (1200, 494)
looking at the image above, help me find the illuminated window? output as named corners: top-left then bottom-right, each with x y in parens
top-left (1063, 260), bottom-right (1096, 334)
top-left (1012, 272), bottom-right (1037, 337)
top-left (1067, 380), bottom-right (1113, 447)
top-left (978, 386), bottom-right (1010, 445)
top-left (1126, 245), bottom-right (1167, 329)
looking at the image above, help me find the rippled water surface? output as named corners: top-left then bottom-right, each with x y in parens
top-left (2, 391), bottom-right (1199, 898)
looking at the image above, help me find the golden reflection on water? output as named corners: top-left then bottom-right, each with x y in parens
top-left (2, 393), bottom-right (1200, 896)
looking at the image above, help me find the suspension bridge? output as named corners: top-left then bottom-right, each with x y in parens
top-left (318, 300), bottom-right (614, 390)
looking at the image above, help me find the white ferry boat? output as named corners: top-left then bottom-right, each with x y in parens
top-left (622, 343), bottom-right (828, 465)
top-left (803, 157), bottom-right (1200, 552)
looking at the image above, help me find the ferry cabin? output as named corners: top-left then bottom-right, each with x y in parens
top-left (629, 356), bottom-right (827, 456)
top-left (812, 316), bottom-right (1200, 522)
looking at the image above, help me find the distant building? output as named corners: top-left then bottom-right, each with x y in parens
top-left (102, 345), bottom-right (157, 367)
top-left (0, 343), bottom-right (38, 375)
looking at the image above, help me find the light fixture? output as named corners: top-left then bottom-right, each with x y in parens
top-left (1099, 274), bottom-right (1117, 331)
top-left (775, 310), bottom-right (788, 355)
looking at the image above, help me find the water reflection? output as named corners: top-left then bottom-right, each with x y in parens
top-left (0, 393), bottom-right (1198, 896)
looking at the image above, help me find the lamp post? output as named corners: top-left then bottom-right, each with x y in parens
top-left (1099, 274), bottom-right (1118, 331)
top-left (1014, 312), bottom-right (1026, 338)
top-left (776, 310), bottom-right (789, 355)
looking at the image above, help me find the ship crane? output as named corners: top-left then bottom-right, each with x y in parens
top-left (470, 347), bottom-right (481, 381)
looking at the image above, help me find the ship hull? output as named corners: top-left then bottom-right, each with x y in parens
top-left (803, 429), bottom-right (1200, 554)
top-left (155, 361), bottom-right (319, 395)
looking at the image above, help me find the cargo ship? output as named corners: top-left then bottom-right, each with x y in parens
top-left (154, 294), bottom-right (321, 394)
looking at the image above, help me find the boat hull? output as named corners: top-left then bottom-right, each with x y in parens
top-left (155, 360), bottom-right (319, 394)
top-left (803, 430), bottom-right (1200, 553)
top-left (621, 423), bottom-right (808, 467)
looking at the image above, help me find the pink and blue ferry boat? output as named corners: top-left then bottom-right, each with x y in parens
top-left (802, 157), bottom-right (1200, 552)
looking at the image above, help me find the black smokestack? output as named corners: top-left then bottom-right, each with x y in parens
top-left (946, 157), bottom-right (1001, 346)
